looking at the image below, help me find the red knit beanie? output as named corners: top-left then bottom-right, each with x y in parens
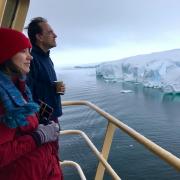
top-left (0, 28), bottom-right (32, 65)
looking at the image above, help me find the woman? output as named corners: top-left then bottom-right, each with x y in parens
top-left (0, 28), bottom-right (63, 180)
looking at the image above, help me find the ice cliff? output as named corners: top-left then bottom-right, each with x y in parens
top-left (96, 49), bottom-right (180, 93)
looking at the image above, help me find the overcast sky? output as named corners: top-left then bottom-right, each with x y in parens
top-left (25, 0), bottom-right (180, 67)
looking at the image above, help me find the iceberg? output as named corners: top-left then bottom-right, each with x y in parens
top-left (96, 49), bottom-right (180, 93)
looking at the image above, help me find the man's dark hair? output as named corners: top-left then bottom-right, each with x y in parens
top-left (25, 17), bottom-right (47, 46)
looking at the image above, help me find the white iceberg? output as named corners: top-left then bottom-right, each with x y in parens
top-left (120, 90), bottom-right (133, 93)
top-left (96, 49), bottom-right (180, 93)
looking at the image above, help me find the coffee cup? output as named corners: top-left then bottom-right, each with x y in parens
top-left (54, 81), bottom-right (65, 95)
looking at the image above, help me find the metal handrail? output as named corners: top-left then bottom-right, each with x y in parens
top-left (61, 100), bottom-right (180, 179)
top-left (60, 160), bottom-right (87, 180)
top-left (60, 130), bottom-right (121, 180)
top-left (62, 100), bottom-right (180, 169)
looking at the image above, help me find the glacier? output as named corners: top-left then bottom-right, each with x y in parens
top-left (96, 49), bottom-right (180, 93)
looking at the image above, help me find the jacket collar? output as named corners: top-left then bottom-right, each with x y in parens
top-left (32, 45), bottom-right (50, 57)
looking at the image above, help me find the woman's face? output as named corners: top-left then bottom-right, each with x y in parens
top-left (11, 48), bottom-right (32, 75)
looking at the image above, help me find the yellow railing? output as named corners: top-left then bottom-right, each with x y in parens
top-left (61, 100), bottom-right (180, 179)
top-left (60, 130), bottom-right (120, 180)
top-left (60, 159), bottom-right (87, 180)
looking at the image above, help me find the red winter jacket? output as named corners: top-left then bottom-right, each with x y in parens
top-left (0, 78), bottom-right (63, 180)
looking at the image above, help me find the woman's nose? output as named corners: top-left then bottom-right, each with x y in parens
top-left (27, 53), bottom-right (33, 60)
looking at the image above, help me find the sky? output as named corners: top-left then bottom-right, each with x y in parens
top-left (25, 0), bottom-right (180, 67)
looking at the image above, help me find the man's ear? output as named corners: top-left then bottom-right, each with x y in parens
top-left (36, 34), bottom-right (43, 42)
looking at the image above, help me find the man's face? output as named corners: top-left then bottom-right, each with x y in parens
top-left (38, 22), bottom-right (57, 50)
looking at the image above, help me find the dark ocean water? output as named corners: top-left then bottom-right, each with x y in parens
top-left (56, 68), bottom-right (180, 180)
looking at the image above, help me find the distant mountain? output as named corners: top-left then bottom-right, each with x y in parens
top-left (74, 64), bottom-right (98, 68)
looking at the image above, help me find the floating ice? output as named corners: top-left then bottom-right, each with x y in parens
top-left (120, 90), bottom-right (133, 93)
top-left (96, 49), bottom-right (180, 93)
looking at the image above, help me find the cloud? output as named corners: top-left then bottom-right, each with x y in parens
top-left (26, 0), bottom-right (180, 65)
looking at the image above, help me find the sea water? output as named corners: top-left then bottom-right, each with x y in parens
top-left (57, 68), bottom-right (180, 180)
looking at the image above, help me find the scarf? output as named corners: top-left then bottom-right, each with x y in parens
top-left (0, 71), bottom-right (39, 128)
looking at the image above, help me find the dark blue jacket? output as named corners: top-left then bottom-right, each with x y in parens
top-left (27, 46), bottom-right (62, 119)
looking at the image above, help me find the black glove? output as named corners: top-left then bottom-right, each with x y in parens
top-left (31, 121), bottom-right (59, 146)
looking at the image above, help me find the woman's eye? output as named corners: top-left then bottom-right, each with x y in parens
top-left (21, 49), bottom-right (28, 53)
top-left (21, 49), bottom-right (26, 53)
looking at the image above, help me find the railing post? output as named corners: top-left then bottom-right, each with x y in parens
top-left (0, 0), bottom-right (6, 26)
top-left (95, 122), bottom-right (116, 180)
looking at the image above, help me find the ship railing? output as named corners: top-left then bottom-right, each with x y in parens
top-left (60, 100), bottom-right (180, 180)
top-left (60, 129), bottom-right (121, 180)
top-left (60, 159), bottom-right (87, 180)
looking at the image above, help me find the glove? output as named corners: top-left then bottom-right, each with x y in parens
top-left (31, 121), bottom-right (59, 146)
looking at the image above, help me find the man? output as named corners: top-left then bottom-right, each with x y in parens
top-left (26, 17), bottom-right (65, 123)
